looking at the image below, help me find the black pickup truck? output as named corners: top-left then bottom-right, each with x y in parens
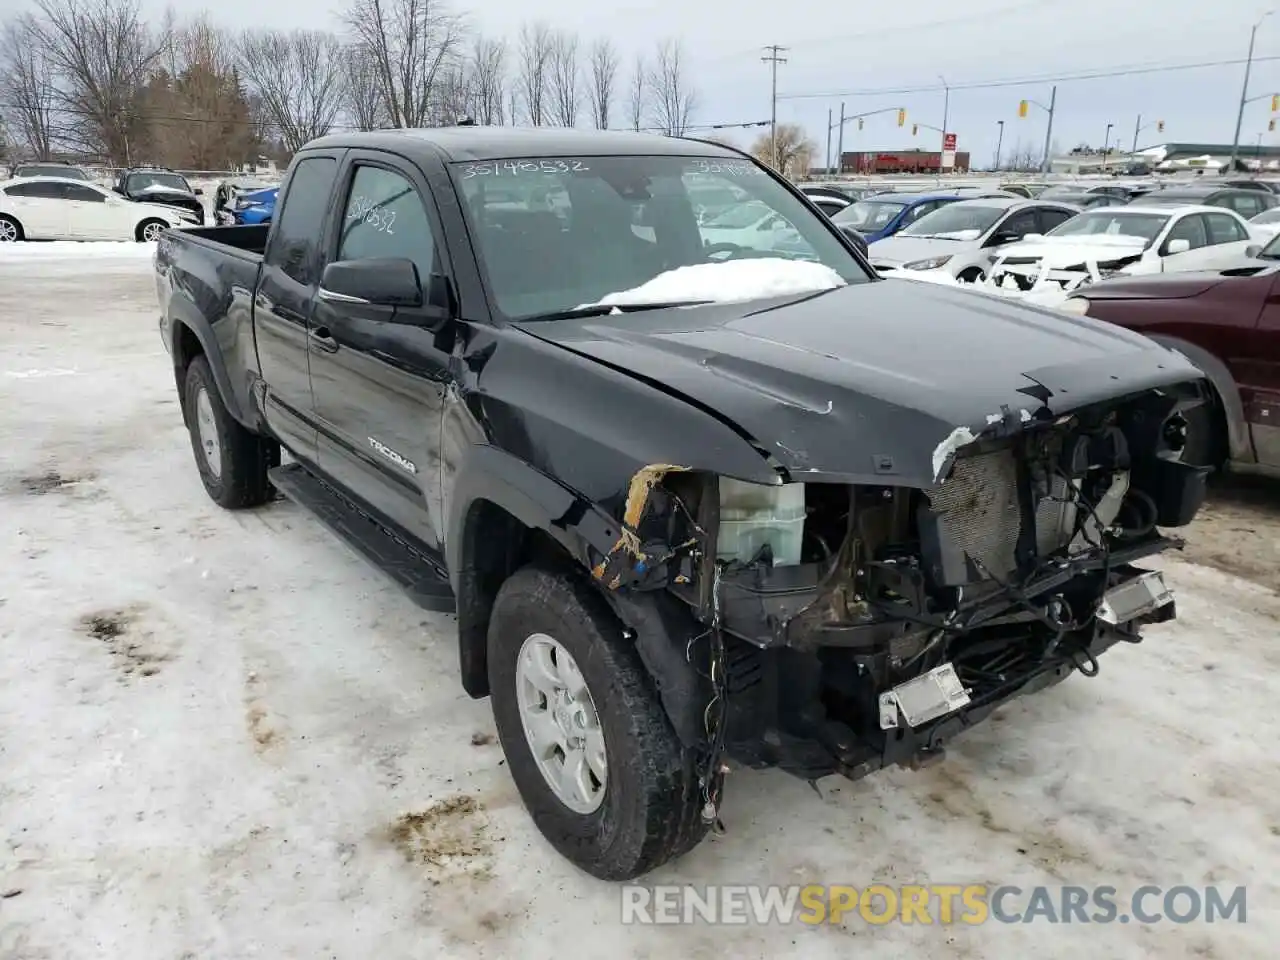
top-left (156, 127), bottom-right (1210, 881)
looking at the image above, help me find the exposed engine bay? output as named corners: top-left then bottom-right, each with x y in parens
top-left (599, 383), bottom-right (1209, 808)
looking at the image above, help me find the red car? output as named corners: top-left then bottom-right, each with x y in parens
top-left (1060, 256), bottom-right (1280, 477)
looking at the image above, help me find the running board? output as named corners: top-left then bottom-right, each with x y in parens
top-left (269, 463), bottom-right (456, 613)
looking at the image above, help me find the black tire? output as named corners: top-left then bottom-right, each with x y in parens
top-left (957, 267), bottom-right (986, 284)
top-left (0, 214), bottom-right (24, 242)
top-left (182, 355), bottom-right (279, 508)
top-left (488, 565), bottom-right (709, 880)
top-left (136, 218), bottom-right (168, 242)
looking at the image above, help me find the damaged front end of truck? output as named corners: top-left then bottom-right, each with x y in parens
top-left (582, 369), bottom-right (1210, 820)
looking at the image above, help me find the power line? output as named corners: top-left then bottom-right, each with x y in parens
top-left (777, 54), bottom-right (1280, 101)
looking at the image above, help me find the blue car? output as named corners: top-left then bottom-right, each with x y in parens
top-left (233, 186), bottom-right (278, 225)
top-left (831, 192), bottom-right (967, 243)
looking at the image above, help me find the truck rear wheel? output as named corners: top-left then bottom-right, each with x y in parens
top-left (183, 355), bottom-right (278, 508)
top-left (487, 565), bottom-right (709, 880)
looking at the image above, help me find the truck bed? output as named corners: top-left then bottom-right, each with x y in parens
top-left (176, 223), bottom-right (270, 258)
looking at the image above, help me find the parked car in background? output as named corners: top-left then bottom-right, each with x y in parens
top-left (213, 178), bottom-right (275, 223)
top-left (1037, 188), bottom-right (1129, 209)
top-left (993, 205), bottom-right (1262, 290)
top-left (228, 186), bottom-right (278, 225)
top-left (1060, 235), bottom-right (1280, 474)
top-left (112, 168), bottom-right (205, 225)
top-left (1222, 178), bottom-right (1280, 194)
top-left (998, 182), bottom-right (1053, 198)
top-left (1249, 206), bottom-right (1280, 238)
top-left (867, 198), bottom-right (1079, 281)
top-left (12, 162), bottom-right (91, 182)
top-left (830, 191), bottom-right (965, 242)
top-left (0, 177), bottom-right (189, 241)
top-left (1129, 185), bottom-right (1279, 220)
top-left (797, 185), bottom-right (854, 218)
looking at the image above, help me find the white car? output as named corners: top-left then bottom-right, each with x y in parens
top-left (0, 177), bottom-right (193, 242)
top-left (991, 205), bottom-right (1263, 289)
top-left (698, 201), bottom-right (805, 254)
top-left (1249, 206), bottom-right (1280, 238)
top-left (867, 198), bottom-right (1081, 282)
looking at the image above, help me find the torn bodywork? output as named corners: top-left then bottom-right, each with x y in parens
top-left (583, 375), bottom-right (1211, 786)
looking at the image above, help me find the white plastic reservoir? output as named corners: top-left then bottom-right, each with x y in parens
top-left (715, 478), bottom-right (806, 567)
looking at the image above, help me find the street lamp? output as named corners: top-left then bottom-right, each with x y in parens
top-left (1104, 122), bottom-right (1113, 165)
top-left (995, 119), bottom-right (1005, 171)
top-left (1230, 11), bottom-right (1275, 172)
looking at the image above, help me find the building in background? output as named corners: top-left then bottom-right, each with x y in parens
top-left (840, 148), bottom-right (971, 175)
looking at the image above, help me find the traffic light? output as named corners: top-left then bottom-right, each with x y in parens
top-left (857, 117), bottom-right (864, 130)
top-left (1272, 94), bottom-right (1279, 112)
top-left (1157, 120), bottom-right (1164, 133)
top-left (912, 123), bottom-right (918, 136)
top-left (1018, 100), bottom-right (1028, 118)
top-left (897, 108), bottom-right (905, 127)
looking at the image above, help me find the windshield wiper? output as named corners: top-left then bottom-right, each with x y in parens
top-left (517, 299), bottom-right (713, 323)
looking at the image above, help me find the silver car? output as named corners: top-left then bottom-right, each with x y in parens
top-left (868, 198), bottom-right (1082, 282)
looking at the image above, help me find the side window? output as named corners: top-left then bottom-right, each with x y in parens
top-left (63, 184), bottom-right (105, 203)
top-left (998, 209), bottom-right (1040, 239)
top-left (337, 165), bottom-right (438, 282)
top-left (1165, 215), bottom-right (1207, 251)
top-left (1204, 212), bottom-right (1247, 245)
top-left (1229, 194), bottom-right (1262, 219)
top-left (7, 181), bottom-right (65, 199)
top-left (267, 156), bottom-right (339, 285)
top-left (1037, 207), bottom-right (1074, 232)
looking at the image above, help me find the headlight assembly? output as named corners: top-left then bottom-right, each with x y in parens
top-left (903, 255), bottom-right (953, 270)
top-left (1058, 297), bottom-right (1091, 316)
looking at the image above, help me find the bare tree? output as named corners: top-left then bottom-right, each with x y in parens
top-left (749, 123), bottom-right (815, 177)
top-left (586, 37), bottom-right (617, 130)
top-left (1005, 140), bottom-right (1039, 172)
top-left (470, 35), bottom-right (506, 125)
top-left (0, 15), bottom-right (58, 159)
top-left (430, 59), bottom-right (472, 124)
top-left (547, 30), bottom-right (578, 127)
top-left (344, 46), bottom-right (387, 131)
top-left (516, 21), bottom-right (552, 126)
top-left (341, 0), bottom-right (465, 128)
top-left (237, 29), bottom-right (345, 153)
top-left (34, 0), bottom-right (163, 163)
top-left (647, 38), bottom-right (695, 137)
top-left (626, 52), bottom-right (645, 132)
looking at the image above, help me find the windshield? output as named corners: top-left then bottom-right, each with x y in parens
top-left (900, 204), bottom-right (1006, 238)
top-left (17, 164), bottom-right (88, 181)
top-left (126, 172), bottom-right (190, 193)
top-left (832, 199), bottom-right (907, 230)
top-left (453, 155), bottom-right (869, 321)
top-left (1258, 232), bottom-right (1280, 259)
top-left (1045, 211), bottom-right (1167, 244)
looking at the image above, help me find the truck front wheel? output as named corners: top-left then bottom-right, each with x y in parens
top-left (183, 355), bottom-right (278, 508)
top-left (487, 565), bottom-right (709, 880)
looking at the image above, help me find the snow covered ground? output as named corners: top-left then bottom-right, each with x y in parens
top-left (2, 250), bottom-right (1279, 959)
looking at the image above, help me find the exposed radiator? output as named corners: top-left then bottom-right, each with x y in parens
top-left (925, 449), bottom-right (1023, 583)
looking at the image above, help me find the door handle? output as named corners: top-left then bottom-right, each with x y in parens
top-left (309, 327), bottom-right (339, 353)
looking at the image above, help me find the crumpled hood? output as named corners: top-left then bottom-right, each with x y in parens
top-left (515, 280), bottom-right (1204, 488)
top-left (866, 235), bottom-right (965, 266)
top-left (999, 234), bottom-right (1147, 266)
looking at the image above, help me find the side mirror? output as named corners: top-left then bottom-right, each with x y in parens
top-left (1246, 244), bottom-right (1262, 258)
top-left (1167, 238), bottom-right (1191, 254)
top-left (320, 257), bottom-right (424, 309)
top-left (193, 187), bottom-right (204, 196)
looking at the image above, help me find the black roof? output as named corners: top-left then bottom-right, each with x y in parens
top-left (305, 126), bottom-right (737, 162)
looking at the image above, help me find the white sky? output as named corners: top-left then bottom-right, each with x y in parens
top-left (16, 0), bottom-right (1280, 164)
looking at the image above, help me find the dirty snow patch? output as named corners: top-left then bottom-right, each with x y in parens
top-left (593, 258), bottom-right (845, 306)
top-left (932, 426), bottom-right (978, 481)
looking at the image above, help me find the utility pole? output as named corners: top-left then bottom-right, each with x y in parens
top-left (762, 45), bottom-right (789, 171)
top-left (1040, 85), bottom-right (1057, 174)
top-left (1132, 113), bottom-right (1142, 154)
top-left (995, 120), bottom-right (1004, 171)
top-left (938, 74), bottom-right (950, 161)
top-left (836, 101), bottom-right (846, 173)
top-left (825, 108), bottom-right (832, 174)
top-left (1103, 122), bottom-right (1113, 166)
top-left (1230, 13), bottom-right (1273, 174)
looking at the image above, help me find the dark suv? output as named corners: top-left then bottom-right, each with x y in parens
top-left (112, 168), bottom-right (205, 224)
top-left (1130, 186), bottom-right (1279, 220)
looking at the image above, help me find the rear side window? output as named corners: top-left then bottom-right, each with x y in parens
top-left (5, 181), bottom-right (65, 199)
top-left (63, 184), bottom-right (105, 203)
top-left (1222, 193), bottom-right (1262, 219)
top-left (1204, 212), bottom-right (1247, 245)
top-left (268, 157), bottom-right (338, 284)
top-left (337, 165), bottom-right (438, 281)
